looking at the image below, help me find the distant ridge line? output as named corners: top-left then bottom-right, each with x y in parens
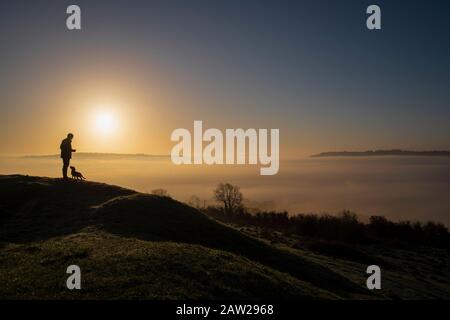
top-left (312, 150), bottom-right (450, 157)
top-left (23, 153), bottom-right (170, 159)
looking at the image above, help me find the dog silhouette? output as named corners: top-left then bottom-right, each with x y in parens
top-left (70, 166), bottom-right (86, 180)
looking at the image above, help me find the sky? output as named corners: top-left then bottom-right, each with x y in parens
top-left (0, 0), bottom-right (449, 158)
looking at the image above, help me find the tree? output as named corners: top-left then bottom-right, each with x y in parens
top-left (152, 188), bottom-right (171, 198)
top-left (213, 183), bottom-right (243, 215)
top-left (188, 195), bottom-right (201, 208)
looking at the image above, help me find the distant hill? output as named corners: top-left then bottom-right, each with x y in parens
top-left (23, 153), bottom-right (170, 160)
top-left (312, 149), bottom-right (450, 157)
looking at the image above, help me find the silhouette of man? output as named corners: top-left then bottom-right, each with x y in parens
top-left (60, 133), bottom-right (76, 179)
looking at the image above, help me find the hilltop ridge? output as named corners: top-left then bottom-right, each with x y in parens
top-left (1, 175), bottom-right (449, 299)
top-left (0, 174), bottom-right (366, 299)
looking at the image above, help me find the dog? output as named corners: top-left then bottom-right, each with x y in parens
top-left (70, 166), bottom-right (86, 180)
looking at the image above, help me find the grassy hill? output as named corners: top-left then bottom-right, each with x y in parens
top-left (2, 174), bottom-right (446, 299)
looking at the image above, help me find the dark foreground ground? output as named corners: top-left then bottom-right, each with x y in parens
top-left (0, 175), bottom-right (449, 299)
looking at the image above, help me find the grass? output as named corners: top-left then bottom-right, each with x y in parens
top-left (3, 174), bottom-right (447, 299)
top-left (0, 231), bottom-right (338, 299)
top-left (235, 225), bottom-right (450, 299)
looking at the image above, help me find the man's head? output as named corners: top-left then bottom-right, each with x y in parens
top-left (67, 133), bottom-right (74, 140)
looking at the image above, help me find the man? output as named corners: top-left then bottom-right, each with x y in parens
top-left (60, 133), bottom-right (76, 179)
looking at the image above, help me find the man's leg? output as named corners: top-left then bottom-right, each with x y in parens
top-left (62, 158), bottom-right (70, 179)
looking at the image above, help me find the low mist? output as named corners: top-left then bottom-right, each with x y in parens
top-left (1, 155), bottom-right (449, 226)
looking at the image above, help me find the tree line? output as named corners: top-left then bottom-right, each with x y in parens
top-left (195, 183), bottom-right (450, 249)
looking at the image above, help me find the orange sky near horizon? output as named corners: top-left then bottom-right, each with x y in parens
top-left (1, 54), bottom-right (448, 160)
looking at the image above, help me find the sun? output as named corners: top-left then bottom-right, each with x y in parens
top-left (94, 111), bottom-right (117, 135)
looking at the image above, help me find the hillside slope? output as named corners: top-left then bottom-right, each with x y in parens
top-left (0, 175), bottom-right (368, 299)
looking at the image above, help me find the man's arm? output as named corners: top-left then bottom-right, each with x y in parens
top-left (69, 141), bottom-right (76, 152)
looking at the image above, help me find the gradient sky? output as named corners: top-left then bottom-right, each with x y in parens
top-left (0, 0), bottom-right (449, 158)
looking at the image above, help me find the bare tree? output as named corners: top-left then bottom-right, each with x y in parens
top-left (152, 188), bottom-right (171, 198)
top-left (213, 183), bottom-right (243, 214)
top-left (188, 195), bottom-right (201, 208)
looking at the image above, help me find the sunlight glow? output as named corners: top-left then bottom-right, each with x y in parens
top-left (94, 111), bottom-right (117, 135)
